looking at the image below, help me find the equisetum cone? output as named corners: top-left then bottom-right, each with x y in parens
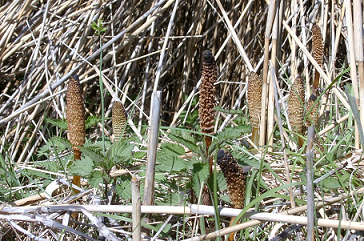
top-left (312, 24), bottom-right (324, 95)
top-left (305, 94), bottom-right (319, 127)
top-left (199, 49), bottom-right (217, 136)
top-left (199, 49), bottom-right (217, 175)
top-left (66, 75), bottom-right (85, 193)
top-left (217, 149), bottom-right (246, 209)
top-left (288, 76), bottom-right (305, 148)
top-left (247, 71), bottom-right (262, 146)
top-left (112, 101), bottom-right (127, 143)
top-left (312, 25), bottom-right (324, 68)
top-left (66, 75), bottom-right (86, 152)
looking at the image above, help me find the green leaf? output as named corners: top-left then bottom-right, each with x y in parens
top-left (156, 156), bottom-right (187, 172)
top-left (68, 156), bottom-right (94, 176)
top-left (45, 118), bottom-right (68, 129)
top-left (168, 132), bottom-right (199, 153)
top-left (215, 106), bottom-right (245, 115)
top-left (110, 140), bottom-right (135, 159)
top-left (160, 142), bottom-right (185, 156)
top-left (192, 162), bottom-right (210, 196)
top-left (85, 116), bottom-right (103, 129)
top-left (37, 137), bottom-right (71, 158)
top-left (115, 179), bottom-right (132, 200)
top-left (89, 171), bottom-right (104, 188)
top-left (80, 146), bottom-right (105, 165)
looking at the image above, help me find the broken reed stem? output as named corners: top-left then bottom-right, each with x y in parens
top-left (353, 0), bottom-right (364, 147)
top-left (143, 91), bottom-right (162, 206)
top-left (306, 125), bottom-right (315, 241)
top-left (66, 75), bottom-right (86, 194)
top-left (344, 0), bottom-right (360, 148)
top-left (132, 175), bottom-right (141, 241)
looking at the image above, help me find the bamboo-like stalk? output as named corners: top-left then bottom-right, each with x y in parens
top-left (132, 175), bottom-right (141, 241)
top-left (260, 0), bottom-right (276, 148)
top-left (306, 126), bottom-right (315, 241)
top-left (143, 91), bottom-right (162, 206)
top-left (66, 75), bottom-right (86, 194)
top-left (267, 6), bottom-right (279, 150)
top-left (353, 0), bottom-right (364, 148)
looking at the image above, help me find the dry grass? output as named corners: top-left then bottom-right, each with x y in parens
top-left (0, 0), bottom-right (364, 240)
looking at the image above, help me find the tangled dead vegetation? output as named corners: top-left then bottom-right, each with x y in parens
top-left (1, 0), bottom-right (364, 240)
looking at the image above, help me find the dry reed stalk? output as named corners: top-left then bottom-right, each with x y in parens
top-left (353, 0), bottom-right (364, 142)
top-left (247, 72), bottom-right (263, 147)
top-left (66, 75), bottom-right (86, 193)
top-left (267, 7), bottom-right (279, 149)
top-left (199, 49), bottom-right (217, 173)
top-left (344, 0), bottom-right (360, 148)
top-left (288, 76), bottom-right (305, 148)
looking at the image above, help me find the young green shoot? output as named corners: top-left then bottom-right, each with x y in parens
top-left (91, 19), bottom-right (107, 155)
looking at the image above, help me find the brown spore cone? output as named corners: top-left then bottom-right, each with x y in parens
top-left (199, 49), bottom-right (217, 135)
top-left (66, 75), bottom-right (85, 152)
top-left (112, 101), bottom-right (127, 143)
top-left (217, 149), bottom-right (246, 209)
top-left (288, 76), bottom-right (305, 133)
top-left (247, 71), bottom-right (262, 129)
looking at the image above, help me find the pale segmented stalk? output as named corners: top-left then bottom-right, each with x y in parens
top-left (66, 75), bottom-right (86, 193)
top-left (199, 49), bottom-right (217, 174)
top-left (112, 101), bottom-right (127, 143)
top-left (247, 71), bottom-right (263, 146)
top-left (288, 76), bottom-right (305, 148)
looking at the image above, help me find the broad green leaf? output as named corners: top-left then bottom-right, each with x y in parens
top-left (115, 179), bottom-right (132, 200)
top-left (80, 146), bottom-right (104, 165)
top-left (45, 118), bottom-right (68, 129)
top-left (68, 156), bottom-right (94, 176)
top-left (156, 156), bottom-right (187, 172)
top-left (85, 116), bottom-right (103, 129)
top-left (160, 142), bottom-right (185, 156)
top-left (89, 171), bottom-right (104, 188)
top-left (168, 132), bottom-right (199, 153)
